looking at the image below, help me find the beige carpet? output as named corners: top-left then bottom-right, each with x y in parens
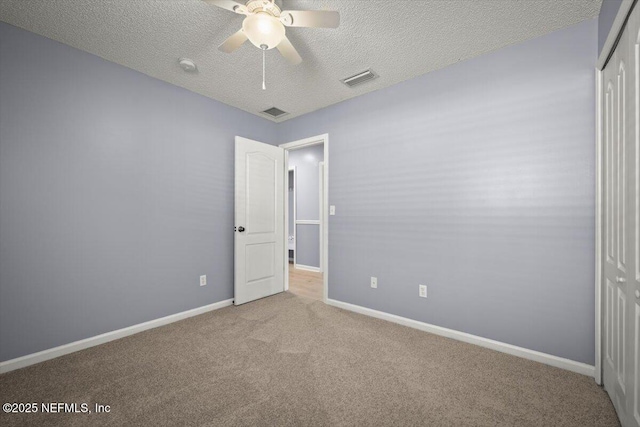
top-left (0, 292), bottom-right (618, 426)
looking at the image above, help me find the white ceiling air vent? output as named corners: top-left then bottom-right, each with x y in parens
top-left (261, 107), bottom-right (288, 119)
top-left (341, 69), bottom-right (378, 88)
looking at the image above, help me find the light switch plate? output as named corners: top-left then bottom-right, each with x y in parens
top-left (371, 277), bottom-right (377, 289)
top-left (330, 205), bottom-right (336, 215)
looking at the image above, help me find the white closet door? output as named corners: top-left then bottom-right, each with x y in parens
top-left (602, 5), bottom-right (640, 426)
top-left (629, 8), bottom-right (640, 425)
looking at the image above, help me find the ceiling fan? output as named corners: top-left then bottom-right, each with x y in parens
top-left (204, 0), bottom-right (339, 88)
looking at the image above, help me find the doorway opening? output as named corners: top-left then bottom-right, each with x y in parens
top-left (281, 135), bottom-right (329, 302)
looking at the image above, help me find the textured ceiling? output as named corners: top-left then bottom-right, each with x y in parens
top-left (0, 0), bottom-right (602, 122)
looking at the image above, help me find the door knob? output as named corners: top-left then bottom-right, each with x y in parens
top-left (238, 226), bottom-right (245, 232)
top-left (616, 276), bottom-right (626, 284)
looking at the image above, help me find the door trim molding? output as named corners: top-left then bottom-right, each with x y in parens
top-left (0, 298), bottom-right (234, 374)
top-left (598, 0), bottom-right (636, 70)
top-left (327, 298), bottom-right (595, 377)
top-left (288, 166), bottom-right (297, 268)
top-left (319, 161), bottom-right (325, 273)
top-left (281, 134), bottom-right (329, 303)
top-left (595, 67), bottom-right (604, 385)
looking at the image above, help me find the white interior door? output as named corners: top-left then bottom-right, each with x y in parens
top-left (234, 136), bottom-right (285, 305)
top-left (319, 161), bottom-right (324, 273)
top-left (602, 5), bottom-right (640, 426)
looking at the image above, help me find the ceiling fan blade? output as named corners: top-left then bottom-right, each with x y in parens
top-left (277, 36), bottom-right (302, 65)
top-left (218, 29), bottom-right (248, 53)
top-left (280, 10), bottom-right (339, 28)
top-left (202, 0), bottom-right (247, 14)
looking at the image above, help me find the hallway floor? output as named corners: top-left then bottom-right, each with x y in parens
top-left (288, 263), bottom-right (323, 301)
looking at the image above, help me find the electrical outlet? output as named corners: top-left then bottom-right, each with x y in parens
top-left (370, 276), bottom-right (377, 289)
top-left (419, 284), bottom-right (427, 298)
top-left (200, 275), bottom-right (207, 287)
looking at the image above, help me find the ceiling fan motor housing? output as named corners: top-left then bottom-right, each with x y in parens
top-left (246, 0), bottom-right (281, 17)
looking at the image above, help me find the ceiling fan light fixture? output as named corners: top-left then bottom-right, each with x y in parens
top-left (242, 12), bottom-right (285, 50)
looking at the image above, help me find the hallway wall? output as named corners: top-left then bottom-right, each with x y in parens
top-left (288, 145), bottom-right (324, 269)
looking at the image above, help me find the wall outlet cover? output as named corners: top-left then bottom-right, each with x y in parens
top-left (419, 284), bottom-right (427, 298)
top-left (371, 276), bottom-right (378, 289)
top-left (200, 275), bottom-right (207, 286)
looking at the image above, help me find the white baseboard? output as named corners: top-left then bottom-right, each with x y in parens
top-left (326, 299), bottom-right (595, 377)
top-left (0, 298), bottom-right (234, 374)
top-left (294, 264), bottom-right (321, 272)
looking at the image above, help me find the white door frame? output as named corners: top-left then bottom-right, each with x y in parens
top-left (319, 161), bottom-right (325, 273)
top-left (280, 134), bottom-right (329, 303)
top-left (595, 0), bottom-right (637, 387)
top-left (288, 166), bottom-right (297, 266)
top-left (595, 67), bottom-right (603, 386)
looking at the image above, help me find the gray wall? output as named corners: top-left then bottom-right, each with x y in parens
top-left (1, 17), bottom-right (599, 366)
top-left (598, 0), bottom-right (623, 55)
top-left (288, 145), bottom-right (324, 268)
top-left (0, 22), bottom-right (277, 362)
top-left (277, 19), bottom-right (597, 365)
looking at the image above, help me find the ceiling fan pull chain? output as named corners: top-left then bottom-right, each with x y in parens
top-left (261, 45), bottom-right (267, 90)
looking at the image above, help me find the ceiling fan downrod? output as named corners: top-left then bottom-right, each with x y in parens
top-left (261, 44), bottom-right (267, 90)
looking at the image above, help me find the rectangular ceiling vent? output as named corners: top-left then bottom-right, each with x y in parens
top-left (341, 69), bottom-right (378, 88)
top-left (261, 107), bottom-right (288, 118)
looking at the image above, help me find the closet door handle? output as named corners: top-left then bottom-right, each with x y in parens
top-left (616, 276), bottom-right (626, 284)
top-left (238, 226), bottom-right (245, 232)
